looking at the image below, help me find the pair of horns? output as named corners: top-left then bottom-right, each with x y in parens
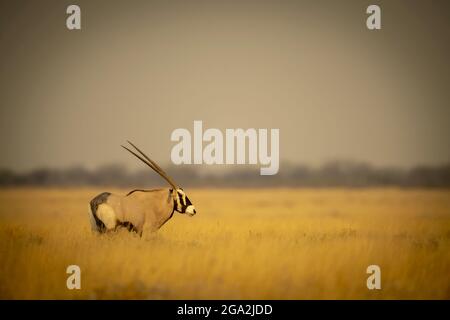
top-left (121, 141), bottom-right (179, 190)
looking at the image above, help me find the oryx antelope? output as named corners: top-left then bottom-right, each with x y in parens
top-left (89, 141), bottom-right (196, 236)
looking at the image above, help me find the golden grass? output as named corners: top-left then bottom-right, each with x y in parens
top-left (0, 188), bottom-right (449, 299)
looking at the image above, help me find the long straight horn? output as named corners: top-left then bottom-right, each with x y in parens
top-left (122, 141), bottom-right (179, 189)
top-left (126, 141), bottom-right (179, 189)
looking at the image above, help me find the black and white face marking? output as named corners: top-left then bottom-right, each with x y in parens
top-left (174, 188), bottom-right (196, 216)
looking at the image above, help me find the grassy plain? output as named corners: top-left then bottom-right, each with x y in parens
top-left (0, 188), bottom-right (449, 299)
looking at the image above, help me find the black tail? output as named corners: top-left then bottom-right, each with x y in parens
top-left (89, 192), bottom-right (111, 232)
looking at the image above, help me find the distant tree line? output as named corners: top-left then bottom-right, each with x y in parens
top-left (0, 161), bottom-right (449, 188)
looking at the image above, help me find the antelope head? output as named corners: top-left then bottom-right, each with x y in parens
top-left (121, 141), bottom-right (197, 216)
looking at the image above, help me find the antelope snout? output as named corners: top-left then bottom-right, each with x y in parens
top-left (185, 205), bottom-right (196, 216)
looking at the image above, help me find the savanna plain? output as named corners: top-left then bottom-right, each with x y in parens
top-left (0, 188), bottom-right (449, 299)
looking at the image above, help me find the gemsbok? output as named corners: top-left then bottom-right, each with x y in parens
top-left (89, 141), bottom-right (196, 236)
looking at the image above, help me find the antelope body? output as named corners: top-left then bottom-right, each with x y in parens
top-left (89, 141), bottom-right (196, 236)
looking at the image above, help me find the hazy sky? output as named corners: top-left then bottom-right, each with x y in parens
top-left (1, 0), bottom-right (449, 172)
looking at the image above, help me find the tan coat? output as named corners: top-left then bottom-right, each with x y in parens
top-left (90, 188), bottom-right (175, 236)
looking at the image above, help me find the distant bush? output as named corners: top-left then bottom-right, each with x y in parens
top-left (0, 161), bottom-right (449, 188)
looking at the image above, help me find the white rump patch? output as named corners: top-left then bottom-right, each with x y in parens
top-left (97, 204), bottom-right (117, 230)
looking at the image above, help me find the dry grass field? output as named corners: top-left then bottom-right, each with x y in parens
top-left (0, 188), bottom-right (449, 299)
